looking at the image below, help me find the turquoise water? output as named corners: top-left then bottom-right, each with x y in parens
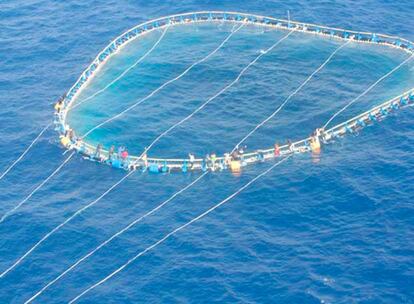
top-left (1, 1), bottom-right (414, 303)
top-left (68, 22), bottom-right (414, 158)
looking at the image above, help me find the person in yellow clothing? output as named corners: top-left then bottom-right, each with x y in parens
top-left (310, 128), bottom-right (322, 154)
top-left (60, 135), bottom-right (71, 148)
top-left (54, 96), bottom-right (65, 113)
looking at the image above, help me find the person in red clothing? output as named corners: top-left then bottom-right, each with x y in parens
top-left (274, 143), bottom-right (280, 157)
top-left (121, 149), bottom-right (128, 159)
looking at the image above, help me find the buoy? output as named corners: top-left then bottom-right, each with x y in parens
top-left (230, 160), bottom-right (241, 173)
top-left (54, 102), bottom-right (63, 112)
top-left (111, 159), bottom-right (122, 169)
top-left (357, 119), bottom-right (366, 127)
top-left (149, 163), bottom-right (159, 173)
top-left (161, 161), bottom-right (168, 173)
top-left (391, 102), bottom-right (399, 110)
top-left (401, 97), bottom-right (408, 106)
top-left (310, 137), bottom-right (321, 154)
top-left (60, 136), bottom-right (71, 148)
top-left (201, 160), bottom-right (207, 172)
top-left (182, 162), bottom-right (188, 173)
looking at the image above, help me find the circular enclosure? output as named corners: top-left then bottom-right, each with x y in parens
top-left (55, 11), bottom-right (414, 172)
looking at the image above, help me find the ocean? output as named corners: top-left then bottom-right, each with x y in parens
top-left (0, 1), bottom-right (413, 303)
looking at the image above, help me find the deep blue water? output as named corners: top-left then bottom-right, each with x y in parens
top-left (1, 1), bottom-right (414, 303)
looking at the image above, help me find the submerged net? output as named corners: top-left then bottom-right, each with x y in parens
top-left (56, 12), bottom-right (414, 173)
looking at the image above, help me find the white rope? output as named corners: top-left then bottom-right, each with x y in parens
top-left (0, 123), bottom-right (51, 182)
top-left (20, 29), bottom-right (295, 301)
top-left (81, 23), bottom-right (246, 139)
top-left (323, 54), bottom-right (414, 128)
top-left (232, 40), bottom-right (351, 152)
top-left (8, 13), bottom-right (414, 301)
top-left (23, 35), bottom-right (300, 290)
top-left (139, 29), bottom-right (295, 158)
top-left (71, 25), bottom-right (170, 110)
top-left (23, 171), bottom-right (208, 303)
top-left (0, 151), bottom-right (75, 224)
top-left (21, 19), bottom-right (396, 301)
top-left (68, 156), bottom-right (291, 303)
top-left (0, 170), bottom-right (134, 280)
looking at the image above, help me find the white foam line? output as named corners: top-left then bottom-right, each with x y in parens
top-left (23, 171), bottom-right (208, 303)
top-left (81, 23), bottom-right (246, 139)
top-left (232, 40), bottom-right (351, 152)
top-left (0, 151), bottom-right (75, 224)
top-left (71, 25), bottom-right (171, 110)
top-left (139, 29), bottom-right (295, 158)
top-left (68, 156), bottom-right (291, 303)
top-left (0, 170), bottom-right (134, 280)
top-left (0, 123), bottom-right (51, 182)
top-left (324, 54), bottom-right (414, 128)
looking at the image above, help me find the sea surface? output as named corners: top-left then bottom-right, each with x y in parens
top-left (1, 1), bottom-right (414, 303)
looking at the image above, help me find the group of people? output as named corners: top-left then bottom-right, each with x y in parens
top-left (272, 128), bottom-right (325, 158)
top-left (56, 94), bottom-right (329, 173)
top-left (186, 145), bottom-right (247, 171)
top-left (100, 145), bottom-right (130, 168)
top-left (55, 93), bottom-right (134, 166)
top-left (186, 131), bottom-right (326, 172)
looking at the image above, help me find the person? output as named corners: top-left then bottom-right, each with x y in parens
top-left (315, 127), bottom-right (325, 139)
top-left (188, 153), bottom-right (195, 168)
top-left (210, 152), bottom-right (217, 168)
top-left (238, 145), bottom-right (246, 161)
top-left (224, 153), bottom-right (232, 166)
top-left (66, 129), bottom-right (75, 142)
top-left (201, 158), bottom-right (207, 172)
top-left (274, 143), bottom-right (280, 157)
top-left (74, 137), bottom-right (85, 153)
top-left (141, 150), bottom-right (148, 168)
top-left (108, 145), bottom-right (115, 160)
top-left (257, 150), bottom-right (264, 161)
top-left (317, 127), bottom-right (330, 143)
top-left (121, 148), bottom-right (129, 160)
top-left (54, 97), bottom-right (64, 113)
top-left (205, 154), bottom-right (211, 168)
top-left (118, 146), bottom-right (125, 158)
top-left (218, 159), bottom-right (225, 170)
top-left (94, 144), bottom-right (102, 160)
top-left (231, 149), bottom-right (240, 161)
top-left (287, 140), bottom-right (294, 152)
